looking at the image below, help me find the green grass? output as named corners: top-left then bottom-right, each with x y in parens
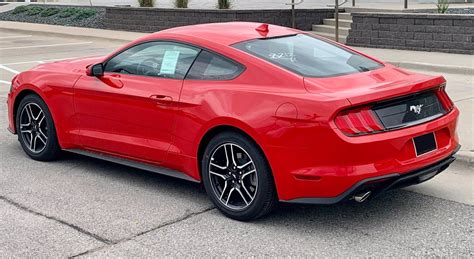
top-left (10, 6), bottom-right (97, 20)
top-left (58, 7), bottom-right (79, 18)
top-left (175, 0), bottom-right (189, 8)
top-left (74, 8), bottom-right (97, 20)
top-left (11, 5), bottom-right (28, 15)
top-left (25, 6), bottom-right (44, 16)
top-left (217, 0), bottom-right (232, 9)
top-left (138, 0), bottom-right (154, 7)
top-left (40, 7), bottom-right (60, 17)
top-left (436, 0), bottom-right (450, 13)
top-left (57, 7), bottom-right (96, 20)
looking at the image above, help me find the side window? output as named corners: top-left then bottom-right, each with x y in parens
top-left (104, 42), bottom-right (200, 80)
top-left (186, 51), bottom-right (244, 80)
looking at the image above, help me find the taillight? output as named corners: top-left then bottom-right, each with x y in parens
top-left (335, 106), bottom-right (384, 136)
top-left (436, 84), bottom-right (454, 112)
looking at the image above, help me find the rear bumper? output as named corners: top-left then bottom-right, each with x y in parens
top-left (282, 145), bottom-right (460, 205)
top-left (269, 106), bottom-right (459, 201)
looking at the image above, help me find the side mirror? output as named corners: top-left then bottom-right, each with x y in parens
top-left (86, 63), bottom-right (104, 77)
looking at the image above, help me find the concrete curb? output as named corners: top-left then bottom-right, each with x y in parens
top-left (388, 61), bottom-right (474, 76)
top-left (0, 21), bottom-right (144, 44)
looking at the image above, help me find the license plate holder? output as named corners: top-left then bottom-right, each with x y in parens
top-left (413, 132), bottom-right (437, 157)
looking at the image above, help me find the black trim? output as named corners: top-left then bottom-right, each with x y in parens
top-left (373, 89), bottom-right (446, 130)
top-left (340, 85), bottom-right (450, 137)
top-left (64, 148), bottom-right (199, 183)
top-left (185, 50), bottom-right (246, 81)
top-left (281, 145), bottom-right (460, 205)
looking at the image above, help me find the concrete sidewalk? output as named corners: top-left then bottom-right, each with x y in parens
top-left (0, 21), bottom-right (144, 43)
top-left (357, 47), bottom-right (474, 75)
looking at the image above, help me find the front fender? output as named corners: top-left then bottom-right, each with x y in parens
top-left (9, 71), bottom-right (81, 148)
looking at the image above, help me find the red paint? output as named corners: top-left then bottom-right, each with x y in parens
top-left (255, 23), bottom-right (270, 37)
top-left (7, 22), bottom-right (459, 201)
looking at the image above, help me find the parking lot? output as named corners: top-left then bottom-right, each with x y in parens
top-left (0, 29), bottom-right (473, 257)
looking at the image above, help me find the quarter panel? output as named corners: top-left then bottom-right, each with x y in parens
top-left (168, 61), bottom-right (352, 196)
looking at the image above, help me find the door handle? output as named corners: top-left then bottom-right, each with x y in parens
top-left (150, 95), bottom-right (173, 105)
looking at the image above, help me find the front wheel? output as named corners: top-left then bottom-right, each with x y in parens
top-left (16, 94), bottom-right (61, 161)
top-left (202, 132), bottom-right (278, 221)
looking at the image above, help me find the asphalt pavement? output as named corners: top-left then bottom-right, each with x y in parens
top-left (0, 29), bottom-right (473, 257)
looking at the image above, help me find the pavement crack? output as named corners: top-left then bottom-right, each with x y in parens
top-left (116, 206), bottom-right (216, 243)
top-left (70, 206), bottom-right (215, 258)
top-left (0, 195), bottom-right (112, 245)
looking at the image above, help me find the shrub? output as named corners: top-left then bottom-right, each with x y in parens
top-left (217, 0), bottom-right (231, 9)
top-left (26, 6), bottom-right (44, 16)
top-left (74, 8), bottom-right (97, 20)
top-left (40, 7), bottom-right (60, 17)
top-left (175, 0), bottom-right (189, 8)
top-left (58, 7), bottom-right (78, 18)
top-left (436, 0), bottom-right (449, 13)
top-left (12, 5), bottom-right (28, 15)
top-left (138, 0), bottom-right (154, 7)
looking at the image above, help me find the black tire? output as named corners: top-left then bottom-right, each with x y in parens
top-left (15, 94), bottom-right (61, 161)
top-left (202, 131), bottom-right (278, 221)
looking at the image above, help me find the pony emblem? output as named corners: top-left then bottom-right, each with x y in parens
top-left (409, 104), bottom-right (424, 114)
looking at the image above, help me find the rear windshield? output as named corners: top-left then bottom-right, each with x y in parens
top-left (233, 34), bottom-right (383, 77)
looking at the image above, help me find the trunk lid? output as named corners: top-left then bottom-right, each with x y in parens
top-left (304, 65), bottom-right (446, 107)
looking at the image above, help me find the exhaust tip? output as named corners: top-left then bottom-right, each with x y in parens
top-left (353, 191), bottom-right (372, 203)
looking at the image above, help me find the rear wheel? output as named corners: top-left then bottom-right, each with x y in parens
top-left (16, 94), bottom-right (61, 161)
top-left (202, 132), bottom-right (278, 221)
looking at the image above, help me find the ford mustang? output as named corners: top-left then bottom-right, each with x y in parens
top-left (7, 22), bottom-right (460, 220)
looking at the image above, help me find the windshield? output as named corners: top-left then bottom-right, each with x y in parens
top-left (233, 34), bottom-right (383, 77)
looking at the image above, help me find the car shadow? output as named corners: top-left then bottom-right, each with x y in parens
top-left (60, 150), bottom-right (449, 228)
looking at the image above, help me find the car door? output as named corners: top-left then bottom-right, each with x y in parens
top-left (73, 41), bottom-right (200, 163)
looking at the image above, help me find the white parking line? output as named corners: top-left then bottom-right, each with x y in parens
top-left (0, 65), bottom-right (20, 75)
top-left (0, 80), bottom-right (11, 85)
top-left (0, 57), bottom-right (85, 75)
top-left (0, 42), bottom-right (93, 51)
top-left (1, 57), bottom-right (80, 66)
top-left (0, 35), bottom-right (32, 39)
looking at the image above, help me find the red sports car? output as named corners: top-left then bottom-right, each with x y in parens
top-left (7, 22), bottom-right (459, 220)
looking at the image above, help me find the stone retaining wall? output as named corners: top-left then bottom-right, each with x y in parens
top-left (104, 7), bottom-right (334, 32)
top-left (347, 13), bottom-right (474, 54)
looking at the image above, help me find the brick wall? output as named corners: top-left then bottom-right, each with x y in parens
top-left (347, 13), bottom-right (474, 54)
top-left (104, 7), bottom-right (334, 32)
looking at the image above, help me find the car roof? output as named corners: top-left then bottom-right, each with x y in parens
top-left (144, 22), bottom-right (300, 46)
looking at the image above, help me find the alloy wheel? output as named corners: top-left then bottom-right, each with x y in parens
top-left (19, 103), bottom-right (48, 154)
top-left (208, 143), bottom-right (258, 210)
